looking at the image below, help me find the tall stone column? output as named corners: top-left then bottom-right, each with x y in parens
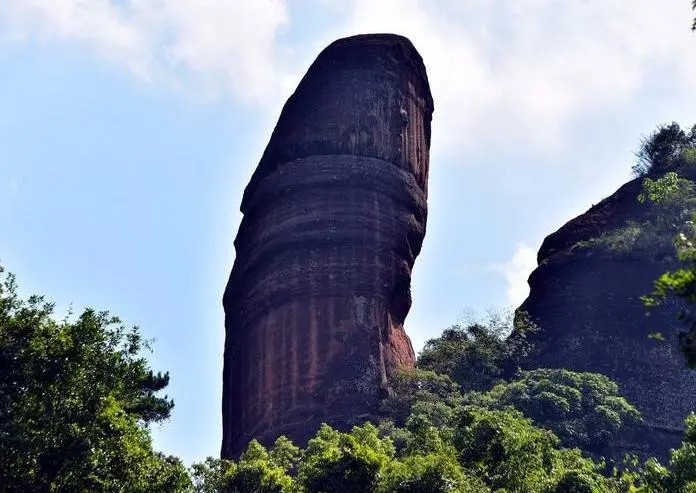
top-left (221, 33), bottom-right (434, 458)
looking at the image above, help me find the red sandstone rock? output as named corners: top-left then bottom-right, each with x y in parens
top-left (221, 34), bottom-right (434, 458)
top-left (517, 171), bottom-right (696, 461)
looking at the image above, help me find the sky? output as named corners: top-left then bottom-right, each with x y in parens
top-left (1, 0), bottom-right (696, 465)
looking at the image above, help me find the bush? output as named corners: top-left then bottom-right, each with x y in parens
top-left (632, 122), bottom-right (696, 177)
top-left (453, 406), bottom-right (615, 492)
top-left (417, 310), bottom-right (538, 393)
top-left (572, 170), bottom-right (696, 258)
top-left (463, 369), bottom-right (641, 456)
top-left (380, 368), bottom-right (463, 428)
top-left (0, 266), bottom-right (190, 493)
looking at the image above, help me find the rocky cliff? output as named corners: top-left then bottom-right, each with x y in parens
top-left (518, 166), bottom-right (696, 460)
top-left (221, 34), bottom-right (434, 459)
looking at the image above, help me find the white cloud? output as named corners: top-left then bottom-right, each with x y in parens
top-left (0, 0), bottom-right (289, 104)
top-left (2, 0), bottom-right (696, 152)
top-left (491, 243), bottom-right (537, 306)
top-left (338, 0), bottom-right (696, 153)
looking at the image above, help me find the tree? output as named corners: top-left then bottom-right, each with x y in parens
top-left (0, 266), bottom-right (190, 492)
top-left (453, 406), bottom-right (617, 493)
top-left (640, 170), bottom-right (696, 367)
top-left (639, 413), bottom-right (696, 492)
top-left (417, 310), bottom-right (537, 393)
top-left (190, 439), bottom-right (298, 493)
top-left (191, 409), bottom-right (626, 492)
top-left (380, 368), bottom-right (463, 428)
top-left (221, 439), bottom-right (297, 493)
top-left (463, 369), bottom-right (641, 456)
top-left (298, 423), bottom-right (395, 493)
top-left (632, 122), bottom-right (696, 177)
top-left (644, 227), bottom-right (696, 367)
top-left (379, 451), bottom-right (489, 493)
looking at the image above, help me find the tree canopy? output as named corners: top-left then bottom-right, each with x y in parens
top-left (632, 122), bottom-right (696, 177)
top-left (0, 266), bottom-right (190, 492)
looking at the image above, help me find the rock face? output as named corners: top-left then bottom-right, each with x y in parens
top-left (518, 171), bottom-right (696, 460)
top-left (221, 34), bottom-right (434, 459)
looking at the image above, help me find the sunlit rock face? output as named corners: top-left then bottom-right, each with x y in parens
top-left (516, 173), bottom-right (696, 461)
top-left (221, 34), bottom-right (434, 459)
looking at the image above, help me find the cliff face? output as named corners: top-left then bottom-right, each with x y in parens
top-left (221, 34), bottom-right (434, 458)
top-left (518, 169), bottom-right (696, 460)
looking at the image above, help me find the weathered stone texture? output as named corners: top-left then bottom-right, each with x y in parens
top-left (221, 34), bottom-right (433, 459)
top-left (518, 175), bottom-right (696, 460)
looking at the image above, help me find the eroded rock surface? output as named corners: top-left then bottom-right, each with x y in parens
top-left (221, 34), bottom-right (434, 458)
top-left (517, 171), bottom-right (696, 460)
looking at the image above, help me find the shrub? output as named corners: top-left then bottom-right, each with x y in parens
top-left (417, 309), bottom-right (538, 393)
top-left (632, 122), bottom-right (696, 177)
top-left (463, 369), bottom-right (641, 456)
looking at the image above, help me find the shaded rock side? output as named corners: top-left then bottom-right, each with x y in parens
top-left (517, 171), bottom-right (696, 461)
top-left (221, 34), bottom-right (434, 459)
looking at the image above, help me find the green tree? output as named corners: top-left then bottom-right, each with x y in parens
top-left (190, 457), bottom-right (237, 493)
top-left (298, 423), bottom-right (395, 493)
top-left (379, 452), bottom-right (489, 493)
top-left (632, 123), bottom-right (696, 177)
top-left (638, 413), bottom-right (696, 492)
top-left (640, 169), bottom-right (696, 366)
top-left (417, 310), bottom-right (537, 393)
top-left (463, 369), bottom-right (641, 456)
top-left (224, 440), bottom-right (297, 493)
top-left (380, 368), bottom-right (463, 428)
top-left (191, 437), bottom-right (299, 493)
top-left (644, 224), bottom-right (696, 367)
top-left (0, 266), bottom-right (190, 492)
top-left (453, 406), bottom-right (617, 493)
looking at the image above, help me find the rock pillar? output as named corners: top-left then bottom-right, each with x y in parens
top-left (221, 34), bottom-right (434, 458)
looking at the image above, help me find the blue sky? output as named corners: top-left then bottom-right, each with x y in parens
top-left (2, 0), bottom-right (696, 465)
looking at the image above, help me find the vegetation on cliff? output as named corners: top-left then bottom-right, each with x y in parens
top-left (640, 166), bottom-right (696, 366)
top-left (625, 122), bottom-right (696, 368)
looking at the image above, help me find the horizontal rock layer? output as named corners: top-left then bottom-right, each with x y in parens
top-left (518, 175), bottom-right (696, 460)
top-left (221, 34), bottom-right (433, 458)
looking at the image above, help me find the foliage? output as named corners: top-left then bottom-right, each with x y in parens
top-left (193, 409), bottom-right (623, 493)
top-left (298, 423), bottom-right (396, 492)
top-left (643, 224), bottom-right (696, 367)
top-left (632, 123), bottom-right (696, 177)
top-left (463, 369), bottom-right (641, 456)
top-left (572, 221), bottom-right (648, 255)
top-left (417, 310), bottom-right (538, 393)
top-left (573, 170), bottom-right (696, 257)
top-left (0, 267), bottom-right (638, 493)
top-left (638, 172), bottom-right (696, 237)
top-left (190, 457), bottom-right (237, 493)
top-left (638, 172), bottom-right (696, 205)
top-left (380, 368), bottom-right (463, 429)
top-left (637, 413), bottom-right (696, 492)
top-left (191, 437), bottom-right (300, 493)
top-left (381, 366), bottom-right (640, 460)
top-left (639, 170), bottom-right (696, 366)
top-left (453, 406), bottom-right (617, 493)
top-left (379, 451), bottom-right (489, 493)
top-left (0, 266), bottom-right (190, 492)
